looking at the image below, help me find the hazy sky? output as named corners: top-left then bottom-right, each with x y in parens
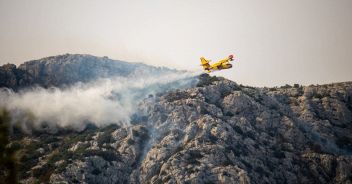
top-left (1, 0), bottom-right (351, 86)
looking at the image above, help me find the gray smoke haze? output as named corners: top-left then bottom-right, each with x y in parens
top-left (0, 71), bottom-right (200, 132)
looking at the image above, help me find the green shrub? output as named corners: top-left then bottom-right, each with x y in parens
top-left (336, 136), bottom-right (352, 150)
top-left (197, 74), bottom-right (220, 87)
top-left (225, 111), bottom-right (234, 117)
top-left (273, 148), bottom-right (285, 159)
top-left (0, 109), bottom-right (18, 184)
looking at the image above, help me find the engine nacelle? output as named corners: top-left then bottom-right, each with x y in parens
top-left (221, 63), bottom-right (232, 69)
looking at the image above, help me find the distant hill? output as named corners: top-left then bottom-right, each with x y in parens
top-left (0, 54), bottom-right (177, 89)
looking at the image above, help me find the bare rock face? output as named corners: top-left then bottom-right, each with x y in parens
top-left (133, 74), bottom-right (352, 184)
top-left (0, 63), bottom-right (33, 89)
top-left (3, 73), bottom-right (352, 184)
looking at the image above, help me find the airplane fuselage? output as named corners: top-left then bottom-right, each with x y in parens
top-left (216, 63), bottom-right (232, 70)
top-left (200, 55), bottom-right (234, 73)
top-left (209, 62), bottom-right (232, 72)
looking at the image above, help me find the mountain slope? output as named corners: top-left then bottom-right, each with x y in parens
top-left (3, 74), bottom-right (351, 184)
top-left (135, 74), bottom-right (352, 183)
top-left (0, 54), bottom-right (176, 89)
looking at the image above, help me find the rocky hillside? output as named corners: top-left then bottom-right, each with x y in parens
top-left (0, 54), bottom-right (176, 89)
top-left (2, 74), bottom-right (352, 184)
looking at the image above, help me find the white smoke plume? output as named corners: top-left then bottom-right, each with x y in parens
top-left (0, 71), bottom-right (200, 132)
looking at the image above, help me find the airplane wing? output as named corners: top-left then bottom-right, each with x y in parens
top-left (200, 57), bottom-right (212, 71)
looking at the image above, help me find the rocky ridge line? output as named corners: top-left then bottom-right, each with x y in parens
top-left (4, 74), bottom-right (351, 184)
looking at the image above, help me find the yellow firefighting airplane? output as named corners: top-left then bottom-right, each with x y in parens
top-left (200, 55), bottom-right (235, 73)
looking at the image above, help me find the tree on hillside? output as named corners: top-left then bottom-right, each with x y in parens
top-left (0, 108), bottom-right (18, 184)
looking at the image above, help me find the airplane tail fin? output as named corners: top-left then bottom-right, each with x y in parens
top-left (200, 57), bottom-right (211, 72)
